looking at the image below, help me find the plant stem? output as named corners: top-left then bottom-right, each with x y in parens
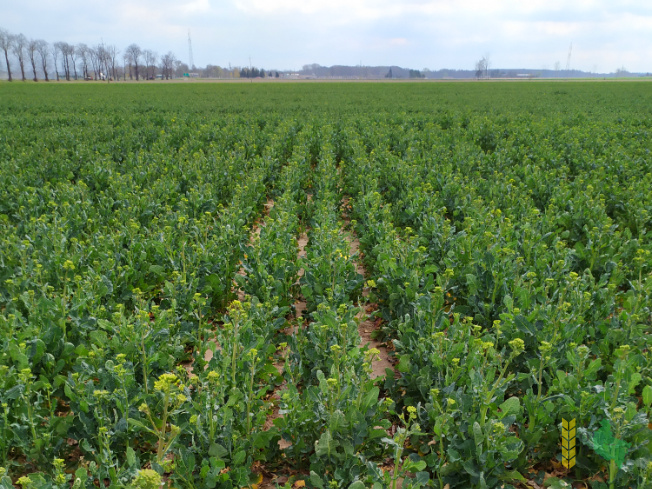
top-left (480, 357), bottom-right (512, 428)
top-left (609, 459), bottom-right (616, 489)
top-left (231, 319), bottom-right (239, 387)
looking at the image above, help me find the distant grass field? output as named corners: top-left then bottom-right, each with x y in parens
top-left (2, 80), bottom-right (651, 117)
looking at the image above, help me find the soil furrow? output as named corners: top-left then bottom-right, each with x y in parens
top-left (341, 197), bottom-right (394, 379)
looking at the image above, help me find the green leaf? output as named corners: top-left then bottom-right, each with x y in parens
top-left (500, 470), bottom-right (527, 483)
top-left (473, 422), bottom-right (483, 456)
top-left (462, 459), bottom-right (480, 478)
top-left (315, 430), bottom-right (339, 459)
top-left (329, 410), bottom-right (346, 433)
top-left (415, 471), bottom-right (430, 485)
top-left (208, 442), bottom-right (228, 458)
top-left (544, 477), bottom-right (572, 489)
top-left (503, 294), bottom-right (513, 312)
top-left (466, 274), bottom-right (478, 294)
top-left (75, 467), bottom-right (88, 483)
top-left (28, 339), bottom-right (46, 364)
top-left (232, 450), bottom-right (246, 466)
top-left (310, 471), bottom-right (325, 489)
top-left (149, 264), bottom-right (165, 276)
top-left (499, 396), bottom-right (521, 418)
top-left (64, 382), bottom-right (76, 401)
top-left (398, 354), bottom-right (411, 373)
top-left (642, 385), bottom-right (652, 407)
top-left (348, 482), bottom-right (366, 489)
top-left (126, 446), bottom-right (136, 467)
top-left (127, 418), bottom-right (156, 435)
top-left (405, 460), bottom-right (426, 472)
top-left (585, 358), bottom-right (601, 377)
top-left (381, 436), bottom-right (399, 448)
top-left (627, 372), bottom-right (642, 394)
top-left (361, 386), bottom-right (380, 412)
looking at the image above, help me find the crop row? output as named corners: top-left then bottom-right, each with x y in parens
top-left (341, 116), bottom-right (651, 488)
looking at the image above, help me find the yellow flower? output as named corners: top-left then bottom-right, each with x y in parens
top-left (509, 338), bottom-right (525, 354)
top-left (17, 476), bottom-right (31, 487)
top-left (407, 405), bottom-right (417, 419)
top-left (131, 469), bottom-right (162, 489)
top-left (154, 373), bottom-right (179, 393)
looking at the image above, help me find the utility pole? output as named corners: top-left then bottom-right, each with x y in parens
top-left (188, 29), bottom-right (194, 70)
top-left (565, 43), bottom-right (572, 73)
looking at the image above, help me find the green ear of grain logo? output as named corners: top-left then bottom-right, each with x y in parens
top-left (592, 419), bottom-right (630, 469)
top-left (561, 418), bottom-right (576, 468)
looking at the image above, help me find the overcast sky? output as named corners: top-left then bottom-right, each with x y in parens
top-left (2, 0), bottom-right (651, 72)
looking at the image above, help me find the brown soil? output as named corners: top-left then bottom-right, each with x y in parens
top-left (235, 198), bottom-right (276, 302)
top-left (262, 205), bottom-right (309, 450)
top-left (357, 310), bottom-right (394, 379)
top-left (291, 231), bottom-right (309, 325)
top-left (341, 197), bottom-right (395, 379)
top-left (185, 199), bottom-right (274, 373)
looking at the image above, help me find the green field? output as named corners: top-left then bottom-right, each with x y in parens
top-left (0, 82), bottom-right (650, 489)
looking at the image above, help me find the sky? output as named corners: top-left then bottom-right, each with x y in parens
top-left (2, 0), bottom-right (651, 73)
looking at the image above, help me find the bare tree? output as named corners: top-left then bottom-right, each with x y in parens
top-left (106, 44), bottom-right (120, 80)
top-left (56, 42), bottom-right (75, 81)
top-left (475, 59), bottom-right (485, 79)
top-left (475, 54), bottom-right (490, 79)
top-left (12, 33), bottom-right (27, 81)
top-left (89, 44), bottom-right (101, 79)
top-left (144, 49), bottom-right (157, 79)
top-left (174, 60), bottom-right (188, 78)
top-left (69, 44), bottom-right (78, 80)
top-left (52, 42), bottom-right (61, 81)
top-left (123, 52), bottom-right (129, 80)
top-left (160, 51), bottom-right (176, 80)
top-left (122, 53), bottom-right (134, 81)
top-left (52, 41), bottom-right (70, 81)
top-left (35, 40), bottom-right (50, 81)
top-left (106, 44), bottom-right (118, 80)
top-left (28, 38), bottom-right (39, 81)
top-left (0, 28), bottom-right (12, 81)
top-left (92, 43), bottom-right (111, 81)
top-left (77, 43), bottom-right (90, 79)
top-left (125, 43), bottom-right (142, 80)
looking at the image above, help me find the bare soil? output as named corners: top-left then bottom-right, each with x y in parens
top-left (341, 197), bottom-right (395, 379)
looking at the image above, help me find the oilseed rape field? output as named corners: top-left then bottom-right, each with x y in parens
top-left (0, 81), bottom-right (650, 489)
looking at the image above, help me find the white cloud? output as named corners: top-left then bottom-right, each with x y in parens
top-left (1, 0), bottom-right (650, 71)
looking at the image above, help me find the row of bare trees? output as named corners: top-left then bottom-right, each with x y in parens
top-left (0, 27), bottom-right (178, 82)
top-left (122, 44), bottom-right (177, 81)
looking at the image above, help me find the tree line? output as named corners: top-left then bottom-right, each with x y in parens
top-left (0, 27), bottom-right (182, 82)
